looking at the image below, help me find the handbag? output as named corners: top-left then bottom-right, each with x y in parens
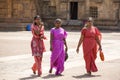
top-left (99, 50), bottom-right (104, 61)
top-left (65, 52), bottom-right (68, 61)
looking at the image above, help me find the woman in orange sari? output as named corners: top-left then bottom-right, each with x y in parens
top-left (76, 17), bottom-right (102, 75)
top-left (31, 15), bottom-right (46, 76)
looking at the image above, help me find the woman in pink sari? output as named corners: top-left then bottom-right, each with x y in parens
top-left (31, 15), bottom-right (46, 76)
top-left (76, 17), bottom-right (102, 75)
top-left (49, 19), bottom-right (68, 75)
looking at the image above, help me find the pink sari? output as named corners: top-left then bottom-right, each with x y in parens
top-left (31, 24), bottom-right (46, 75)
top-left (81, 26), bottom-right (101, 72)
top-left (50, 27), bottom-right (67, 75)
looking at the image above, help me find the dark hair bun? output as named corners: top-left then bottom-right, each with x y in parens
top-left (34, 15), bottom-right (40, 20)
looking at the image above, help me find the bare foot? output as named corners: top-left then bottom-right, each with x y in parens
top-left (38, 74), bottom-right (41, 77)
top-left (31, 68), bottom-right (36, 74)
top-left (87, 71), bottom-right (91, 76)
top-left (49, 68), bottom-right (52, 73)
top-left (38, 72), bottom-right (42, 77)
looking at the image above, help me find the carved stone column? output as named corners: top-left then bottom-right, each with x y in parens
top-left (7, 0), bottom-right (12, 18)
top-left (114, 0), bottom-right (120, 25)
top-left (85, 0), bottom-right (90, 18)
top-left (55, 0), bottom-right (60, 17)
top-left (50, 0), bottom-right (56, 6)
top-left (67, 0), bottom-right (70, 20)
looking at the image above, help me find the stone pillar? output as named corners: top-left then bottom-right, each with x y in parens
top-left (67, 0), bottom-right (70, 20)
top-left (7, 0), bottom-right (12, 18)
top-left (50, 0), bottom-right (56, 6)
top-left (118, 1), bottom-right (120, 26)
top-left (55, 0), bottom-right (60, 16)
top-left (85, 0), bottom-right (90, 18)
top-left (118, 1), bottom-right (120, 21)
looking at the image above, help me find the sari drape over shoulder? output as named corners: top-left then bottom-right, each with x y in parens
top-left (50, 27), bottom-right (67, 74)
top-left (81, 26), bottom-right (101, 72)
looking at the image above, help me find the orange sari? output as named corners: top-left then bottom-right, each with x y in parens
top-left (81, 26), bottom-right (101, 72)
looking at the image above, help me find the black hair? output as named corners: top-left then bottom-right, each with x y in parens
top-left (34, 15), bottom-right (41, 25)
top-left (34, 15), bottom-right (41, 20)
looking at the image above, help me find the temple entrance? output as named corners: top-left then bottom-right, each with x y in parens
top-left (70, 2), bottom-right (78, 20)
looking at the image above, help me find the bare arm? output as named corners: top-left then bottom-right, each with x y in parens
top-left (64, 38), bottom-right (68, 52)
top-left (50, 32), bottom-right (53, 51)
top-left (76, 34), bottom-right (84, 53)
top-left (95, 36), bottom-right (102, 50)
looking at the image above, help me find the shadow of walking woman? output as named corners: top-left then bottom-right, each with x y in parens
top-left (42, 74), bottom-right (64, 79)
top-left (19, 74), bottom-right (38, 80)
top-left (73, 74), bottom-right (101, 79)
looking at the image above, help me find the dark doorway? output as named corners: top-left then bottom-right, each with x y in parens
top-left (70, 2), bottom-right (78, 20)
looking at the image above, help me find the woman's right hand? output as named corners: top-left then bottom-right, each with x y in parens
top-left (76, 48), bottom-right (79, 54)
top-left (35, 30), bottom-right (39, 35)
top-left (50, 47), bottom-right (52, 51)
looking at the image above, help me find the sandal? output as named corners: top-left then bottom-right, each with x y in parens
top-left (31, 68), bottom-right (36, 74)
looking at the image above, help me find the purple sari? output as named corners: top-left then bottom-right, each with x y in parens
top-left (50, 27), bottom-right (67, 74)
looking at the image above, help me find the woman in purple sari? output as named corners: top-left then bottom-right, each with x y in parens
top-left (49, 19), bottom-right (68, 75)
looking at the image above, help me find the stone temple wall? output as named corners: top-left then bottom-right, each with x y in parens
top-left (0, 0), bottom-right (36, 23)
top-left (0, 0), bottom-right (120, 31)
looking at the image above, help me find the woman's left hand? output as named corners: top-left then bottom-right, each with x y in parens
top-left (40, 35), bottom-right (44, 39)
top-left (99, 45), bottom-right (102, 51)
top-left (65, 47), bottom-right (68, 52)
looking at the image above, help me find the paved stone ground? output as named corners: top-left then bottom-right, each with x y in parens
top-left (0, 31), bottom-right (120, 80)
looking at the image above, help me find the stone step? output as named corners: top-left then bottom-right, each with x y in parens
top-left (0, 18), bottom-right (32, 23)
top-left (62, 20), bottom-right (83, 26)
top-left (62, 20), bottom-right (117, 26)
top-left (0, 23), bottom-right (31, 31)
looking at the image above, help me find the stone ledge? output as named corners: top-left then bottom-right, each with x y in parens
top-left (0, 23), bottom-right (31, 31)
top-left (0, 18), bottom-right (32, 23)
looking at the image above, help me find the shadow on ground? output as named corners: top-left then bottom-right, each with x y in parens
top-left (42, 74), bottom-right (64, 79)
top-left (73, 74), bottom-right (101, 79)
top-left (19, 74), bottom-right (38, 80)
